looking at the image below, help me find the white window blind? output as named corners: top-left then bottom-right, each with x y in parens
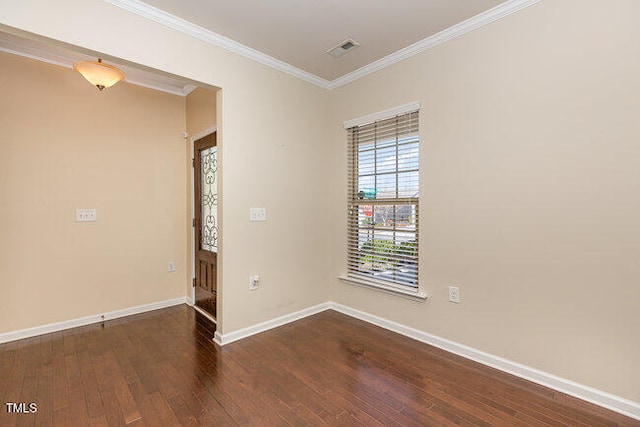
top-left (347, 110), bottom-right (419, 290)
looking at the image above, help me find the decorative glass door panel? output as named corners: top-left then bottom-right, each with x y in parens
top-left (200, 146), bottom-right (218, 253)
top-left (194, 133), bottom-right (218, 320)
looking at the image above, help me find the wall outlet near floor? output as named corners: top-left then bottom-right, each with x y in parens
top-left (167, 261), bottom-right (176, 272)
top-left (249, 275), bottom-right (259, 290)
top-left (448, 286), bottom-right (460, 303)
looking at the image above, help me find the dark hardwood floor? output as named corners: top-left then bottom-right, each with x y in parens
top-left (0, 305), bottom-right (637, 426)
top-left (195, 295), bottom-right (217, 320)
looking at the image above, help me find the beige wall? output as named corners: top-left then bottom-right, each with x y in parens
top-left (3, 0), bottom-right (638, 407)
top-left (328, 0), bottom-right (640, 402)
top-left (186, 87), bottom-right (217, 137)
top-left (0, 52), bottom-right (187, 333)
top-left (1, 0), bottom-right (332, 335)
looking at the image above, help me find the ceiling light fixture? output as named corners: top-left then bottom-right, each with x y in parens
top-left (73, 58), bottom-right (125, 91)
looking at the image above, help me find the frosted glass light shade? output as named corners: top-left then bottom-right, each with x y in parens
top-left (73, 58), bottom-right (125, 91)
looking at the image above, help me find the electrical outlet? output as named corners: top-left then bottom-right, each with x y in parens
top-left (76, 208), bottom-right (97, 222)
top-left (448, 286), bottom-right (460, 303)
top-left (249, 275), bottom-right (259, 290)
top-left (249, 207), bottom-right (267, 222)
top-left (167, 261), bottom-right (176, 272)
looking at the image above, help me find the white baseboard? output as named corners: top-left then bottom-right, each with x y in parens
top-left (214, 302), bottom-right (640, 420)
top-left (213, 302), bottom-right (331, 346)
top-left (0, 297), bottom-right (187, 344)
top-left (3, 295), bottom-right (637, 420)
top-left (211, 300), bottom-right (640, 419)
top-left (328, 302), bottom-right (640, 421)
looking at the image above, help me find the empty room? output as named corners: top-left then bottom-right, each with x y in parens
top-left (1, 0), bottom-right (639, 425)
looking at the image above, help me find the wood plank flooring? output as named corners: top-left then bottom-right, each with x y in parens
top-left (0, 305), bottom-right (637, 426)
top-left (195, 295), bottom-right (217, 320)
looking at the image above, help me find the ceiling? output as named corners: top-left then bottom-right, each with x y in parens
top-left (1, 0), bottom-right (538, 91)
top-left (138, 0), bottom-right (504, 81)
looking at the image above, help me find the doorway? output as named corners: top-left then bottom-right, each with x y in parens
top-left (193, 132), bottom-right (218, 320)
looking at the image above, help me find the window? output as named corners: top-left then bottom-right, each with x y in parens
top-left (346, 108), bottom-right (420, 292)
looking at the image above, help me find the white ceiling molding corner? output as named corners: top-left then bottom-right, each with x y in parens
top-left (103, 0), bottom-right (333, 89)
top-left (328, 0), bottom-right (541, 90)
top-left (182, 84), bottom-right (197, 96)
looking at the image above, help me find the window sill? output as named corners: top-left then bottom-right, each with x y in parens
top-left (338, 275), bottom-right (428, 302)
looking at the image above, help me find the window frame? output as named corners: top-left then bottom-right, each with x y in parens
top-left (341, 102), bottom-right (426, 300)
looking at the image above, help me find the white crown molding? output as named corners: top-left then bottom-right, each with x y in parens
top-left (4, 0), bottom-right (540, 92)
top-left (328, 0), bottom-right (541, 89)
top-left (0, 45), bottom-right (71, 70)
top-left (103, 0), bottom-right (333, 89)
top-left (103, 0), bottom-right (539, 91)
top-left (0, 297), bottom-right (187, 344)
top-left (0, 42), bottom-right (191, 96)
top-left (182, 84), bottom-right (197, 96)
top-left (5, 0), bottom-right (541, 92)
top-left (343, 101), bottom-right (421, 129)
top-left (124, 75), bottom-right (187, 96)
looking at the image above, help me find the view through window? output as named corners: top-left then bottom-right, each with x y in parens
top-left (347, 110), bottom-right (419, 289)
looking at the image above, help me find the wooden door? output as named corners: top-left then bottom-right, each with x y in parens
top-left (194, 132), bottom-right (218, 319)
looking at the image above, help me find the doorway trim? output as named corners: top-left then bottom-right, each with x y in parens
top-left (189, 126), bottom-right (217, 318)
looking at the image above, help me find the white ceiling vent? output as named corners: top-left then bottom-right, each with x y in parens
top-left (327, 38), bottom-right (360, 58)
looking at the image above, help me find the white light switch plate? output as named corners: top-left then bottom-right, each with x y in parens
top-left (249, 207), bottom-right (266, 222)
top-left (76, 208), bottom-right (97, 222)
